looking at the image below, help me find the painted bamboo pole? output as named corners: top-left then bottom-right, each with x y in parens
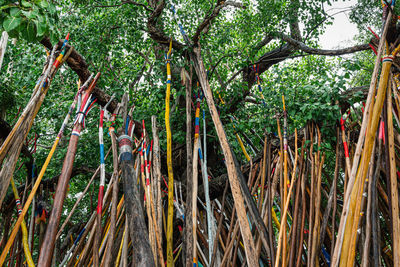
top-left (38, 72), bottom-right (101, 267)
top-left (252, 64), bottom-right (266, 106)
top-left (191, 94), bottom-right (201, 267)
top-left (93, 95), bottom-right (114, 266)
top-left (340, 117), bottom-right (352, 179)
top-left (10, 177), bottom-right (34, 267)
top-left (231, 117), bottom-right (251, 162)
top-left (0, 74), bottom-right (93, 266)
top-left (164, 39), bottom-right (175, 267)
top-left (141, 121), bottom-right (156, 261)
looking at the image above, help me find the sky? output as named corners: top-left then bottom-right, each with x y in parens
top-left (320, 0), bottom-right (359, 49)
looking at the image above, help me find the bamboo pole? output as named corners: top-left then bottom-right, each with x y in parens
top-left (191, 94), bottom-right (201, 267)
top-left (372, 122), bottom-right (383, 266)
top-left (165, 40), bottom-right (174, 267)
top-left (385, 80), bottom-right (400, 266)
top-left (183, 65), bottom-right (194, 267)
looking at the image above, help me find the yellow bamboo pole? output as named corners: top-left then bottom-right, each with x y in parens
top-left (231, 118), bottom-right (251, 162)
top-left (10, 177), bottom-right (35, 267)
top-left (165, 39), bottom-right (174, 267)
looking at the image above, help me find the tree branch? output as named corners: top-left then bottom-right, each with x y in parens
top-left (193, 1), bottom-right (244, 44)
top-left (278, 33), bottom-right (370, 56)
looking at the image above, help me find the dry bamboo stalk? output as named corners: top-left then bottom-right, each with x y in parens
top-left (386, 80), bottom-right (400, 266)
top-left (151, 116), bottom-right (162, 249)
top-left (361, 148), bottom-right (374, 267)
top-left (288, 139), bottom-right (305, 267)
top-left (311, 147), bottom-right (324, 265)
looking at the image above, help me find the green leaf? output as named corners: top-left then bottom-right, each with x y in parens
top-left (21, 1), bottom-right (32, 7)
top-left (21, 20), bottom-right (37, 42)
top-left (9, 7), bottom-right (21, 17)
top-left (3, 16), bottom-right (22, 32)
top-left (35, 19), bottom-right (46, 37)
top-left (38, 1), bottom-right (49, 8)
top-left (22, 10), bottom-right (35, 19)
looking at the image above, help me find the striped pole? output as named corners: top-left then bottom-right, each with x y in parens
top-left (93, 93), bottom-right (113, 266)
top-left (95, 94), bottom-right (113, 215)
top-left (192, 94), bottom-right (201, 267)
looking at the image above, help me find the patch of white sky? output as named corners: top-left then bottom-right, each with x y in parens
top-left (320, 0), bottom-right (359, 49)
